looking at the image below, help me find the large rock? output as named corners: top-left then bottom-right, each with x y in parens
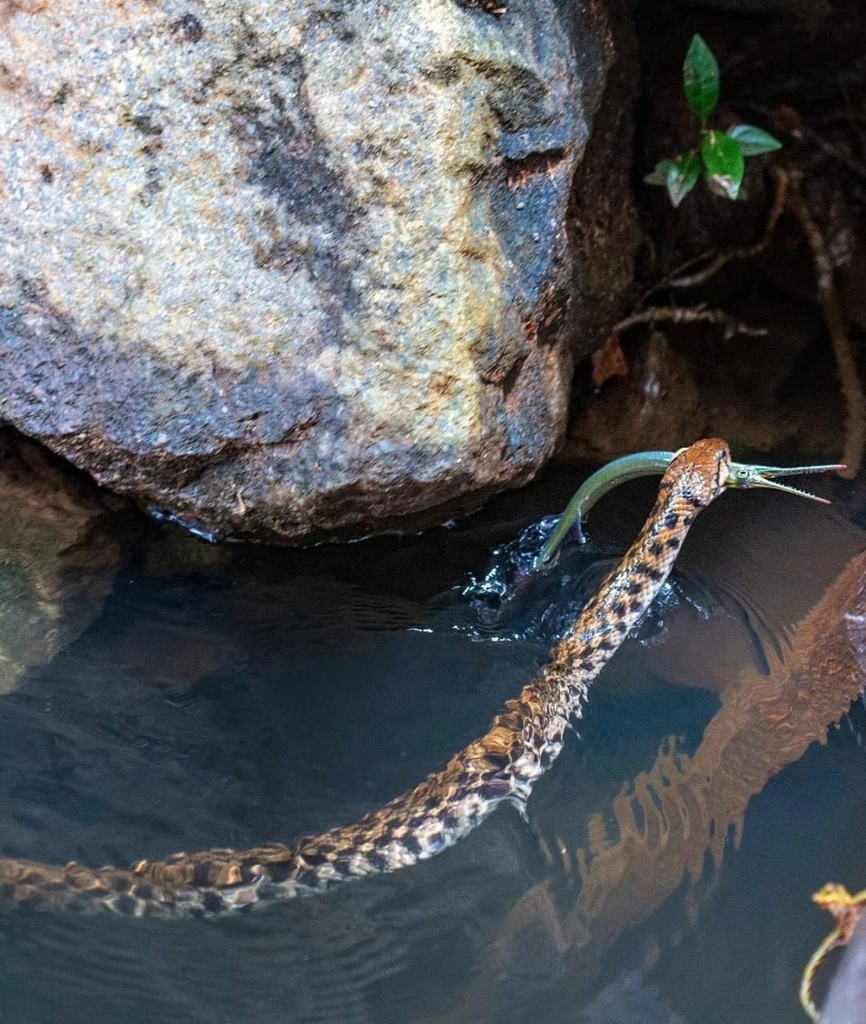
top-left (0, 0), bottom-right (635, 542)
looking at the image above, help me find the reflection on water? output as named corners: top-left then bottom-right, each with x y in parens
top-left (0, 463), bottom-right (864, 1024)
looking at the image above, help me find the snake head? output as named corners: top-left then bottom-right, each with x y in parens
top-left (725, 460), bottom-right (846, 503)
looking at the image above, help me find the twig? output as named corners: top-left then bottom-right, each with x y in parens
top-left (789, 126), bottom-right (866, 185)
top-left (656, 167), bottom-right (789, 291)
top-left (787, 177), bottom-right (865, 478)
top-left (611, 304), bottom-right (768, 337)
top-left (737, 100), bottom-right (866, 185)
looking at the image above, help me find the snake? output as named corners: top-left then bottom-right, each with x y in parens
top-left (535, 450), bottom-right (842, 567)
top-left (0, 439), bottom-right (839, 917)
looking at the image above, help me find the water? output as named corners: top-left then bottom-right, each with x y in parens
top-left (0, 466), bottom-right (864, 1024)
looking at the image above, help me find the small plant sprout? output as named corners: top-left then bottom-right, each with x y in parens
top-left (645, 34), bottom-right (782, 206)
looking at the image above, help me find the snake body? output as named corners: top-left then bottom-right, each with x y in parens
top-left (0, 440), bottom-right (745, 916)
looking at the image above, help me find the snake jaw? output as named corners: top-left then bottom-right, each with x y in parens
top-left (725, 461), bottom-right (846, 503)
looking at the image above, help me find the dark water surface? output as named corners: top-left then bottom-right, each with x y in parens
top-left (1, 467), bottom-right (865, 1024)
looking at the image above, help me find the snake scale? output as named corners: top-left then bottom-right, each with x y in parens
top-left (0, 439), bottom-right (833, 916)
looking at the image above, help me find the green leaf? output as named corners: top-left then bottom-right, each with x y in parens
top-left (643, 155), bottom-right (700, 206)
top-left (701, 130), bottom-right (745, 199)
top-left (643, 158), bottom-right (679, 187)
top-left (683, 34), bottom-right (720, 124)
top-left (727, 123), bottom-right (783, 156)
top-left (667, 151), bottom-right (701, 207)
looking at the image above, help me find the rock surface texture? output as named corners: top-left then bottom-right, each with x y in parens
top-left (0, 0), bottom-right (634, 542)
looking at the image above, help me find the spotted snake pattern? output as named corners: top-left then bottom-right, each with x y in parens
top-left (0, 439), bottom-right (737, 916)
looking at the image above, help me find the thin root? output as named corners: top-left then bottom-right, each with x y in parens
top-left (800, 884), bottom-right (866, 1021)
top-left (658, 166), bottom-right (789, 291)
top-left (787, 177), bottom-right (865, 478)
top-left (611, 304), bottom-right (767, 338)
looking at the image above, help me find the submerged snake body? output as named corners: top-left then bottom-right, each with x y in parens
top-left (0, 440), bottom-right (733, 916)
